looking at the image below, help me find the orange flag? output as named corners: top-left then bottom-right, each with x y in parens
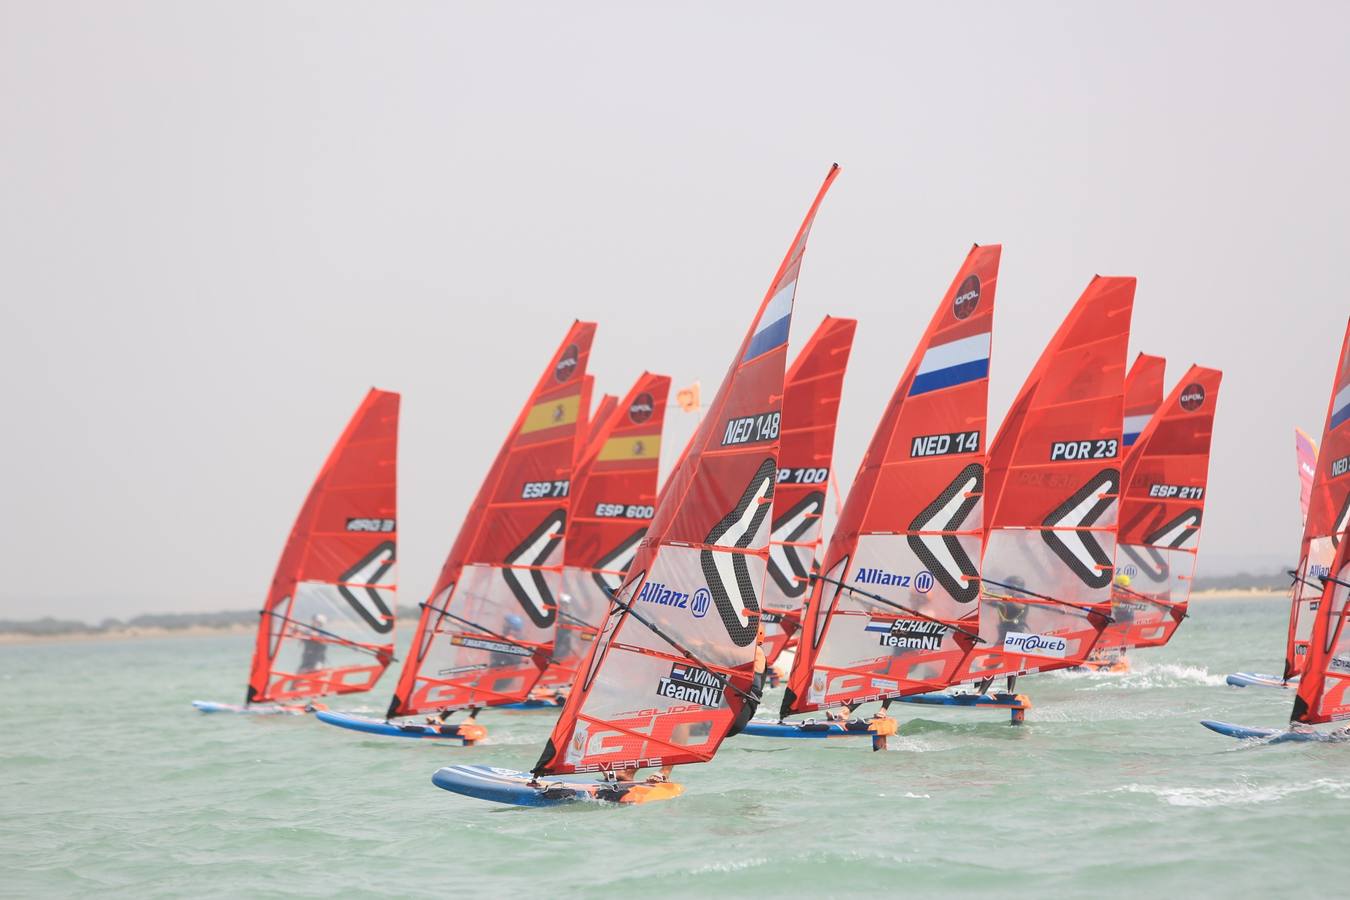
top-left (675, 381), bottom-right (700, 413)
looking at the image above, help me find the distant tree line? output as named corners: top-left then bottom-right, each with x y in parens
top-left (0, 604), bottom-right (425, 636)
top-left (1191, 568), bottom-right (1294, 592)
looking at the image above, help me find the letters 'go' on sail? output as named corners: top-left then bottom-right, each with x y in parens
top-left (784, 245), bottom-right (1001, 715)
top-left (247, 389), bottom-right (401, 705)
top-left (532, 165), bottom-right (840, 776)
top-left (1291, 319), bottom-right (1350, 722)
top-left (387, 323), bottom-right (596, 718)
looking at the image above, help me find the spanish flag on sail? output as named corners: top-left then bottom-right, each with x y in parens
top-left (597, 435), bottom-right (661, 462)
top-left (520, 393), bottom-right (581, 434)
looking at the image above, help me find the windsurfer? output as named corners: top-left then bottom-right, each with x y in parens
top-left (1110, 573), bottom-right (1137, 625)
top-left (490, 614), bottom-right (526, 668)
top-left (727, 626), bottom-right (769, 738)
top-left (298, 613), bottom-right (329, 673)
top-left (423, 706), bottom-right (482, 734)
top-left (976, 577), bottom-right (1029, 694)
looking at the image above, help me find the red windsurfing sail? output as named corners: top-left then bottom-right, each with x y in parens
top-left (1099, 366), bottom-right (1222, 651)
top-left (949, 276), bottom-right (1135, 684)
top-left (1122, 353), bottom-right (1165, 451)
top-left (387, 323), bottom-right (596, 717)
top-left (540, 373), bottom-right (672, 689)
top-left (247, 389), bottom-right (400, 704)
top-left (1286, 320), bottom-right (1350, 684)
top-left (760, 316), bottom-right (857, 666)
top-left (533, 166), bottom-right (839, 776)
top-left (586, 394), bottom-right (620, 450)
top-left (1297, 427), bottom-right (1319, 527)
top-left (783, 245), bottom-right (999, 716)
top-left (1292, 320), bottom-right (1350, 721)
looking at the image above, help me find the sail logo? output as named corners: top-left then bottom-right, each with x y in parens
top-left (502, 510), bottom-right (566, 628)
top-left (554, 344), bottom-right (580, 382)
top-left (952, 274), bottom-right (981, 320)
top-left (337, 541), bottom-right (397, 634)
top-left (767, 492), bottom-right (825, 601)
top-left (914, 571), bottom-right (934, 593)
top-left (1003, 632), bottom-right (1068, 658)
top-left (346, 518), bottom-right (395, 533)
top-left (907, 463), bottom-right (984, 605)
top-left (866, 618), bottom-right (945, 650)
top-left (722, 411), bottom-right (780, 446)
top-left (1041, 468), bottom-right (1119, 589)
top-left (1330, 655), bottom-right (1350, 673)
top-left (854, 568), bottom-right (923, 588)
top-left (638, 581), bottom-right (689, 609)
top-left (691, 588), bottom-right (711, 618)
top-left (1179, 383), bottom-right (1206, 411)
top-left (628, 392), bottom-right (654, 424)
top-left (700, 458), bottom-right (776, 648)
top-left (655, 663), bottom-right (727, 707)
top-left (1333, 455), bottom-right (1349, 478)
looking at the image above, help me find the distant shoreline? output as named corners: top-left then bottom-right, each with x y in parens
top-left (0, 595), bottom-right (1284, 646)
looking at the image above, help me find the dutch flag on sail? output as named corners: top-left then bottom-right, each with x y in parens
top-left (743, 279), bottom-right (795, 362)
top-left (1332, 382), bottom-right (1350, 430)
top-left (1123, 414), bottom-right (1152, 447)
top-left (909, 331), bottom-right (991, 396)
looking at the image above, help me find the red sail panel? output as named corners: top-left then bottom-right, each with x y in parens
top-left (388, 322), bottom-right (596, 717)
top-left (761, 316), bottom-right (857, 667)
top-left (585, 394), bottom-right (620, 452)
top-left (247, 389), bottom-right (400, 704)
top-left (534, 166), bottom-right (840, 776)
top-left (1297, 427), bottom-right (1319, 527)
top-left (1100, 366), bottom-right (1222, 651)
top-left (950, 276), bottom-right (1134, 684)
top-left (1122, 353), bottom-right (1165, 451)
top-left (784, 245), bottom-right (999, 715)
top-left (1286, 319), bottom-right (1350, 683)
top-left (540, 374), bottom-right (672, 689)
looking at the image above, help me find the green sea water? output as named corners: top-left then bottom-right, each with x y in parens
top-left (3, 596), bottom-right (1342, 898)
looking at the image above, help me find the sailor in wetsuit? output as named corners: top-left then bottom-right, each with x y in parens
top-left (1111, 573), bottom-right (1138, 625)
top-left (489, 613), bottom-right (526, 668)
top-left (727, 625), bottom-right (769, 738)
top-left (978, 576), bottom-right (1030, 694)
top-left (298, 613), bottom-right (329, 673)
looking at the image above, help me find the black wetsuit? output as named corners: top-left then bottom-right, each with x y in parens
top-left (298, 639), bottom-right (327, 673)
top-left (727, 669), bottom-right (768, 737)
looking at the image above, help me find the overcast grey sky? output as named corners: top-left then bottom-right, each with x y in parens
top-left (3, 2), bottom-right (1347, 621)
